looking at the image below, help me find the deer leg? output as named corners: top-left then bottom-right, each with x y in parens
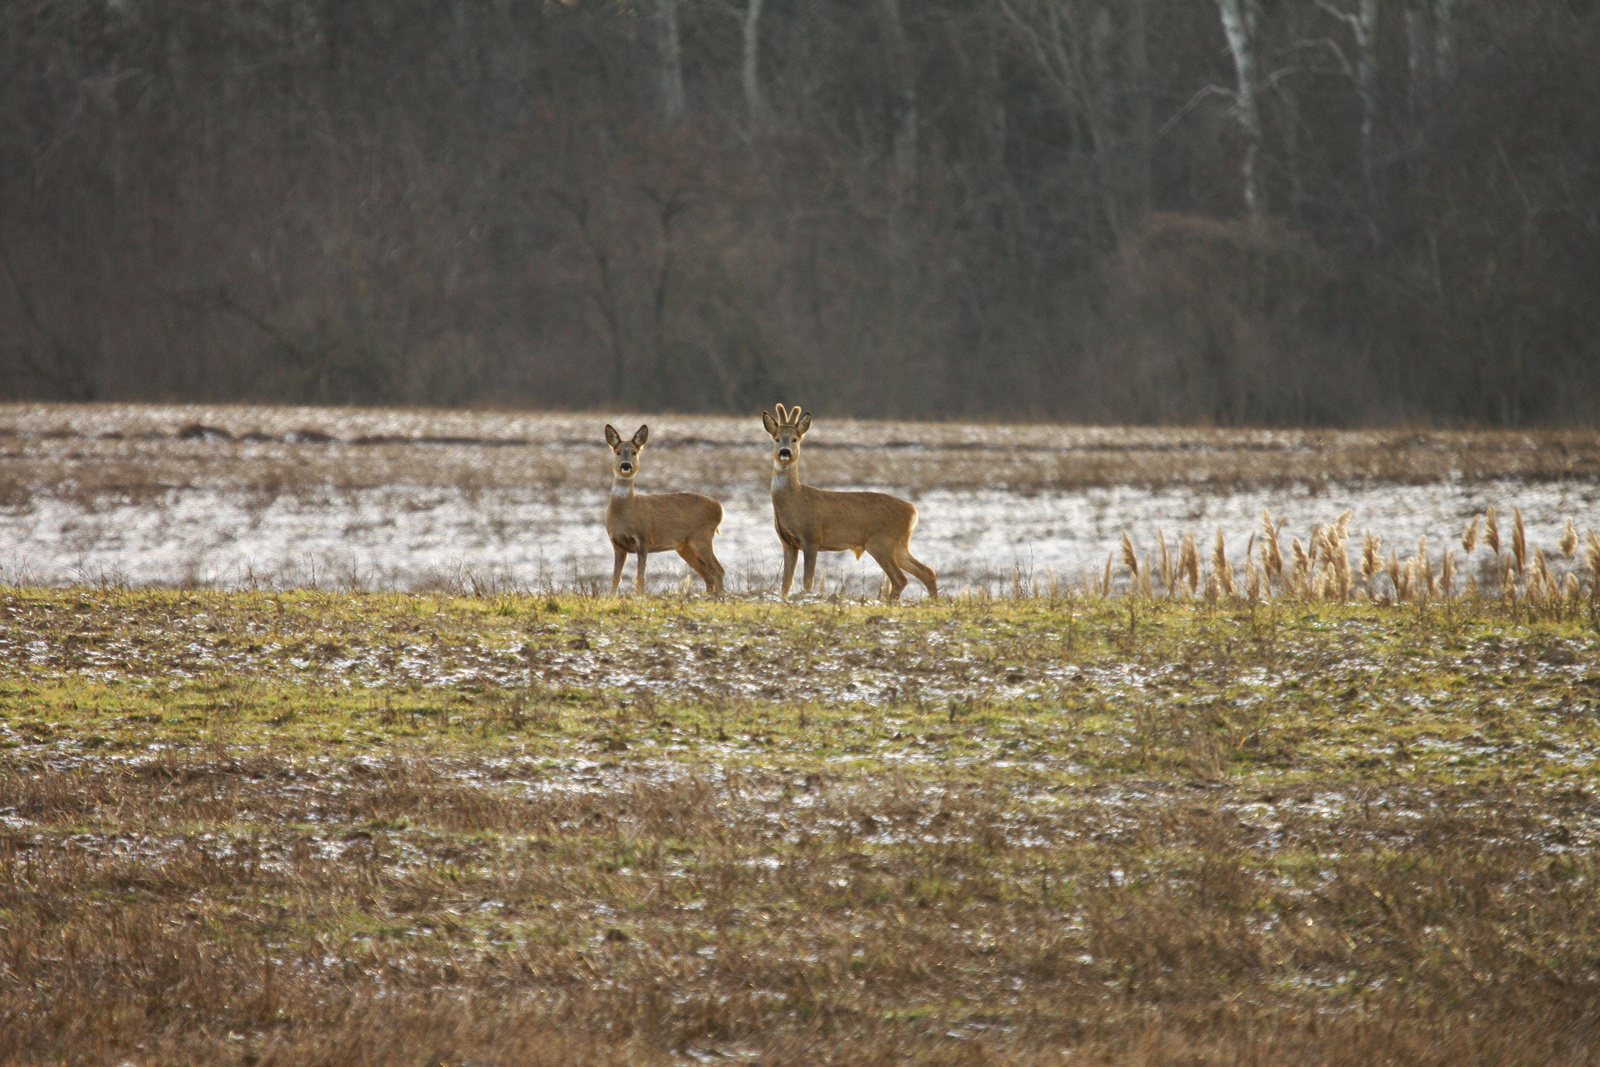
top-left (897, 547), bottom-right (938, 599)
top-left (781, 543), bottom-right (799, 596)
top-left (868, 545), bottom-right (909, 602)
top-left (802, 548), bottom-right (818, 592)
top-left (635, 551), bottom-right (649, 596)
top-left (677, 543), bottom-right (721, 596)
top-left (698, 537), bottom-right (726, 596)
top-left (611, 545), bottom-right (628, 596)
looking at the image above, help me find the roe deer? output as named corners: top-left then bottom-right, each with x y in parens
top-left (604, 423), bottom-right (725, 596)
top-left (761, 404), bottom-right (937, 601)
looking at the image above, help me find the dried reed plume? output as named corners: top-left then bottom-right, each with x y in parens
top-left (1387, 549), bottom-right (1404, 601)
top-left (1180, 532), bottom-right (1200, 596)
top-left (1212, 527), bottom-right (1234, 597)
top-left (1361, 532), bottom-right (1382, 585)
top-left (1291, 537), bottom-right (1311, 595)
top-left (1486, 507), bottom-right (1500, 556)
top-left (1260, 509), bottom-right (1284, 583)
top-left (1245, 555), bottom-right (1262, 600)
top-left (1512, 508), bottom-right (1527, 574)
top-left (1530, 549), bottom-right (1551, 600)
top-left (1314, 563), bottom-right (1336, 600)
top-left (1587, 531), bottom-right (1600, 586)
top-left (1562, 572), bottom-right (1580, 600)
top-left (1121, 532), bottom-right (1140, 589)
top-left (1417, 535), bottom-right (1434, 598)
top-left (1462, 515), bottom-right (1479, 554)
top-left (1559, 517), bottom-right (1578, 558)
top-left (1440, 547), bottom-right (1455, 600)
top-left (1331, 513), bottom-right (1352, 599)
top-left (1157, 530), bottom-right (1173, 596)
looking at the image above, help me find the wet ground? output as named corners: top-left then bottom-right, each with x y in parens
top-left (2, 403), bottom-right (1596, 593)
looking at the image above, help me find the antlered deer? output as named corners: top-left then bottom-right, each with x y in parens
top-left (761, 404), bottom-right (937, 601)
top-left (604, 424), bottom-right (725, 596)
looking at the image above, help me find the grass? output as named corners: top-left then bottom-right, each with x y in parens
top-left (3, 587), bottom-right (1598, 1064)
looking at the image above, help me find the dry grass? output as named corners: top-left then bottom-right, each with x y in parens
top-left (3, 403), bottom-right (1599, 509)
top-left (1, 588), bottom-right (1598, 1063)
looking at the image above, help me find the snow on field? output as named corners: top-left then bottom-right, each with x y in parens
top-left (2, 477), bottom-right (1593, 596)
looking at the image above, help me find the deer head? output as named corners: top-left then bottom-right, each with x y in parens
top-left (604, 423), bottom-right (649, 479)
top-left (761, 403), bottom-right (811, 469)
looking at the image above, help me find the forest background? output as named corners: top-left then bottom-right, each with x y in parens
top-left (1, 0), bottom-right (1595, 426)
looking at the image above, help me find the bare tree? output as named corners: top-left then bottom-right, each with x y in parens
top-left (1215, 0), bottom-right (1265, 220)
top-left (1318, 0), bottom-right (1381, 220)
top-left (997, 0), bottom-right (1128, 241)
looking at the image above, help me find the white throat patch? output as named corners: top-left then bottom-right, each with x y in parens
top-left (611, 481), bottom-right (634, 499)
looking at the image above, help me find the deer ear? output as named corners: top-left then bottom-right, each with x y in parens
top-left (632, 424), bottom-right (649, 448)
top-left (761, 410), bottom-right (779, 437)
top-left (795, 411), bottom-right (812, 437)
top-left (604, 424), bottom-right (622, 449)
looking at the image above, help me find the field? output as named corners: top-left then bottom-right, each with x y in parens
top-left (2, 589), bottom-right (1598, 1064)
top-left (3, 403), bottom-right (1598, 592)
top-left (2, 405), bottom-right (1600, 1063)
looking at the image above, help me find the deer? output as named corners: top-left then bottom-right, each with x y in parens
top-left (761, 403), bottom-right (937, 602)
top-left (603, 423), bottom-right (725, 596)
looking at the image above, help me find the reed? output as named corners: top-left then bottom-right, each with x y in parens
top-left (1179, 532), bottom-right (1200, 596)
top-left (1361, 532), bottom-right (1382, 593)
top-left (1260, 509), bottom-right (1284, 588)
top-left (1512, 507), bottom-right (1528, 575)
top-left (1157, 530), bottom-right (1174, 597)
top-left (1212, 527), bottom-right (1234, 597)
top-left (1120, 532), bottom-right (1141, 598)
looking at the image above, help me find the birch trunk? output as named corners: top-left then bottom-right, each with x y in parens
top-left (742, 0), bottom-right (768, 132)
top-left (1215, 0), bottom-right (1264, 220)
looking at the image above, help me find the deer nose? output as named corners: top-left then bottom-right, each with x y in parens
top-left (620, 462), bottom-right (633, 473)
top-left (778, 448), bottom-right (792, 461)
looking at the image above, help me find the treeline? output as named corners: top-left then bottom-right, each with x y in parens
top-left (1, 0), bottom-right (1596, 425)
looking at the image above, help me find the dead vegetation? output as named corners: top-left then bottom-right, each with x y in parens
top-left (1, 586), bottom-right (1598, 1063)
top-left (1096, 505), bottom-right (1600, 622)
top-left (3, 404), bottom-right (1599, 508)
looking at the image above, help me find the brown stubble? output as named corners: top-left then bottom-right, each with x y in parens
top-left (6, 405), bottom-right (1600, 504)
top-left (3, 753), bottom-right (1598, 1065)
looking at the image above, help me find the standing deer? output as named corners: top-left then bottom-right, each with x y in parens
top-left (604, 423), bottom-right (725, 596)
top-left (762, 404), bottom-right (937, 601)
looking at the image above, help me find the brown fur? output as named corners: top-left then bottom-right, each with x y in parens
top-left (604, 423), bottom-right (724, 596)
top-left (762, 404), bottom-right (936, 601)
